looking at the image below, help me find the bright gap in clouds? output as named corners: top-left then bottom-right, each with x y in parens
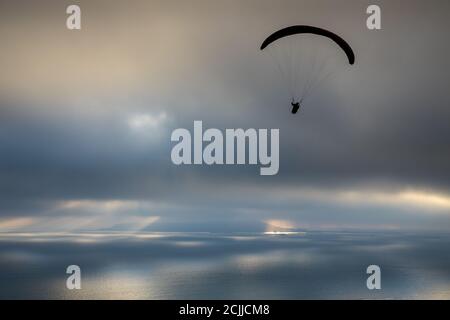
top-left (270, 187), bottom-right (450, 214)
top-left (128, 112), bottom-right (167, 130)
top-left (0, 200), bottom-right (160, 233)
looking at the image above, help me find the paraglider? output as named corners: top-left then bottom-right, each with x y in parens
top-left (260, 25), bottom-right (355, 114)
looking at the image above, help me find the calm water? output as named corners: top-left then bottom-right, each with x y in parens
top-left (0, 231), bottom-right (449, 299)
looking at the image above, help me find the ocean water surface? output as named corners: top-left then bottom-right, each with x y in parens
top-left (0, 231), bottom-right (449, 299)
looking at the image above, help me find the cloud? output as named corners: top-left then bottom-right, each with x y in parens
top-left (0, 218), bottom-right (36, 231)
top-left (0, 0), bottom-right (450, 231)
top-left (128, 112), bottom-right (167, 130)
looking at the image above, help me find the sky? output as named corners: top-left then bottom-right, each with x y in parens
top-left (0, 0), bottom-right (450, 233)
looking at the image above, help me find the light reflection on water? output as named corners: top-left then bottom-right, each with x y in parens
top-left (0, 231), bottom-right (449, 299)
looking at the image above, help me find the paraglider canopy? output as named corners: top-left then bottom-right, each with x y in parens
top-left (260, 25), bottom-right (355, 65)
top-left (260, 25), bottom-right (355, 112)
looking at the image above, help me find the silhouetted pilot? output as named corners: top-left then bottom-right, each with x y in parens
top-left (291, 99), bottom-right (301, 114)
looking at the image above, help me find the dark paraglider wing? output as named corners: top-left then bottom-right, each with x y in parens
top-left (260, 25), bottom-right (355, 65)
top-left (260, 25), bottom-right (356, 106)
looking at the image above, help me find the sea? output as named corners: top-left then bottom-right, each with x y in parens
top-left (0, 231), bottom-right (449, 299)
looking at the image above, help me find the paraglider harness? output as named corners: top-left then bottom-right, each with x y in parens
top-left (291, 99), bottom-right (302, 114)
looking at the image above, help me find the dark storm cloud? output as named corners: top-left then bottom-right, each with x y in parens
top-left (0, 0), bottom-right (449, 230)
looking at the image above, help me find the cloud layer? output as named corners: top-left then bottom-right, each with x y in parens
top-left (1, 0), bottom-right (450, 232)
